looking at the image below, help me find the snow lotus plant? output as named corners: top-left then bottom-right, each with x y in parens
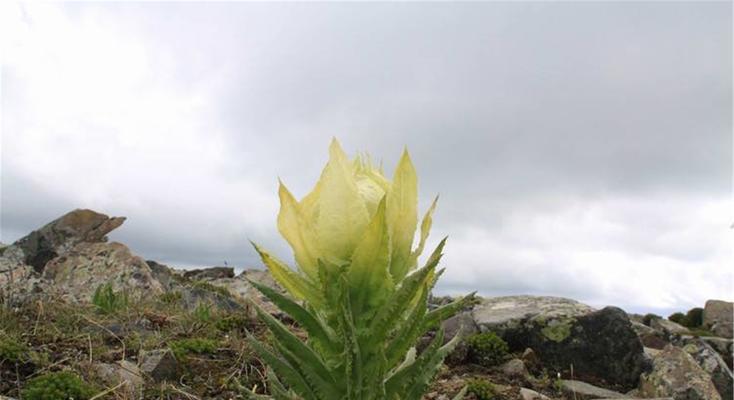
top-left (247, 139), bottom-right (473, 400)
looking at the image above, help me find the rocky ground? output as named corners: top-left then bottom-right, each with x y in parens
top-left (1, 209), bottom-right (732, 400)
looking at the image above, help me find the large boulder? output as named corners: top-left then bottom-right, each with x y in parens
top-left (650, 318), bottom-right (690, 338)
top-left (704, 300), bottom-right (733, 339)
top-left (639, 345), bottom-right (722, 400)
top-left (678, 337), bottom-right (733, 400)
top-left (441, 311), bottom-right (480, 364)
top-left (207, 268), bottom-right (284, 316)
top-left (145, 261), bottom-right (242, 311)
top-left (472, 296), bottom-right (647, 389)
top-left (12, 209), bottom-right (126, 273)
top-left (43, 242), bottom-right (162, 302)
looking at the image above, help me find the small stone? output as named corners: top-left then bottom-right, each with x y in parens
top-left (519, 388), bottom-right (550, 400)
top-left (500, 358), bottom-right (529, 380)
top-left (140, 349), bottom-right (179, 382)
top-left (521, 347), bottom-right (540, 369)
top-left (94, 360), bottom-right (143, 397)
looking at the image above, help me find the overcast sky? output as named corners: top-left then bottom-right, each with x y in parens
top-left (1, 2), bottom-right (731, 315)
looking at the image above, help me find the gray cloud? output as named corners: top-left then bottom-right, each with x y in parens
top-left (2, 2), bottom-right (731, 313)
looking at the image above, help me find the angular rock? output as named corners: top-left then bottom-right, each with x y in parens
top-left (632, 321), bottom-right (669, 349)
top-left (146, 260), bottom-right (242, 311)
top-left (639, 345), bottom-right (722, 400)
top-left (441, 311), bottom-right (479, 364)
top-left (519, 388), bottom-right (551, 400)
top-left (94, 360), bottom-right (143, 397)
top-left (43, 242), bottom-right (162, 302)
top-left (140, 349), bottom-right (179, 382)
top-left (500, 358), bottom-right (529, 380)
top-left (521, 348), bottom-right (540, 372)
top-left (701, 336), bottom-right (733, 369)
top-left (650, 318), bottom-right (689, 338)
top-left (473, 296), bottom-right (647, 389)
top-left (704, 300), bottom-right (733, 339)
top-left (0, 247), bottom-right (45, 305)
top-left (13, 209), bottom-right (125, 272)
top-left (679, 337), bottom-right (733, 400)
top-left (208, 269), bottom-right (283, 316)
top-left (559, 380), bottom-right (629, 400)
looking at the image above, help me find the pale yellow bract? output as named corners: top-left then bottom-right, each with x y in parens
top-left (277, 138), bottom-right (436, 286)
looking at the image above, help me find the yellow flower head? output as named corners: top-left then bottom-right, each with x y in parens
top-left (277, 138), bottom-right (436, 285)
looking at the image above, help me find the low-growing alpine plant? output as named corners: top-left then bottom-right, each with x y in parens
top-left (247, 139), bottom-right (474, 400)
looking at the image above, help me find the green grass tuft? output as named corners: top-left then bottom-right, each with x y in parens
top-left (21, 371), bottom-right (96, 400)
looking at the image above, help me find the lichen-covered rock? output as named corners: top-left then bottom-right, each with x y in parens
top-left (640, 345), bottom-right (722, 400)
top-left (678, 337), bottom-right (733, 400)
top-left (472, 296), bottom-right (593, 333)
top-left (146, 260), bottom-right (241, 311)
top-left (650, 318), bottom-right (689, 338)
top-left (0, 246), bottom-right (46, 305)
top-left (701, 336), bottom-right (733, 369)
top-left (43, 242), bottom-right (162, 302)
top-left (13, 209), bottom-right (125, 273)
top-left (704, 300), bottom-right (733, 339)
top-left (207, 269), bottom-right (284, 316)
top-left (632, 320), bottom-right (669, 349)
top-left (473, 296), bottom-right (647, 389)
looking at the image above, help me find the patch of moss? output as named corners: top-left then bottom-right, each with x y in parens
top-left (169, 338), bottom-right (218, 359)
top-left (0, 336), bottom-right (29, 363)
top-left (541, 319), bottom-right (573, 343)
top-left (215, 314), bottom-right (250, 332)
top-left (21, 371), bottom-right (96, 400)
top-left (467, 332), bottom-right (509, 367)
top-left (466, 378), bottom-right (496, 400)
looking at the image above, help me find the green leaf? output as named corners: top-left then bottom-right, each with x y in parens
top-left (384, 282), bottom-right (429, 369)
top-left (423, 292), bottom-right (476, 331)
top-left (252, 303), bottom-right (340, 399)
top-left (411, 195), bottom-right (438, 266)
top-left (369, 238), bottom-right (446, 345)
top-left (247, 279), bottom-right (341, 357)
top-left (251, 242), bottom-right (322, 306)
top-left (348, 197), bottom-right (393, 318)
top-left (247, 334), bottom-right (317, 400)
top-left (387, 149), bottom-right (418, 282)
top-left (452, 386), bottom-right (468, 400)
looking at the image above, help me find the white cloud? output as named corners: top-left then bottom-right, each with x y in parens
top-left (437, 194), bottom-right (732, 312)
top-left (1, 2), bottom-right (731, 313)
